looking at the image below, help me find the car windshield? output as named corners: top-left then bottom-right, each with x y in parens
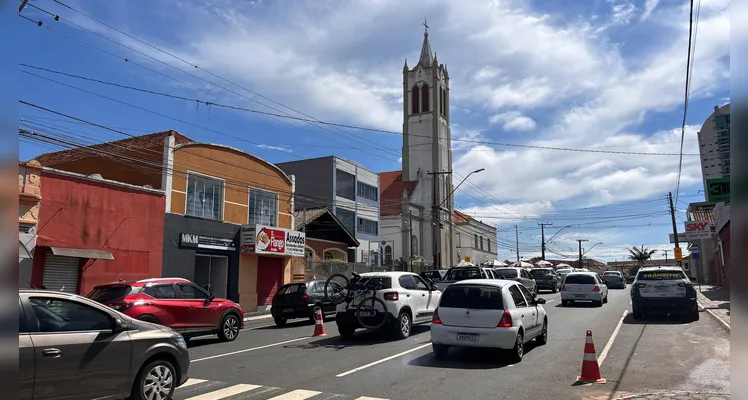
top-left (444, 267), bottom-right (483, 281)
top-left (494, 268), bottom-right (518, 278)
top-left (308, 281), bottom-right (326, 294)
top-left (637, 270), bottom-right (687, 281)
top-left (530, 268), bottom-right (553, 277)
top-left (358, 276), bottom-right (393, 289)
top-left (440, 285), bottom-right (504, 310)
top-left (87, 285), bottom-right (140, 302)
top-left (557, 269), bottom-right (572, 274)
top-left (564, 274), bottom-right (596, 284)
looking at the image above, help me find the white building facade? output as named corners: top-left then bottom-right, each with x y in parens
top-left (454, 211), bottom-right (498, 264)
top-left (698, 104), bottom-right (730, 189)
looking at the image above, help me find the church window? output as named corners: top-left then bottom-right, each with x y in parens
top-left (421, 84), bottom-right (430, 112)
top-left (411, 86), bottom-right (420, 114)
top-left (440, 87), bottom-right (446, 116)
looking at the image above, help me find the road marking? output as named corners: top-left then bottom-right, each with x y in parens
top-left (597, 309), bottom-right (628, 367)
top-left (355, 397), bottom-right (389, 400)
top-left (178, 378), bottom-right (207, 388)
top-left (545, 299), bottom-right (555, 304)
top-left (336, 343), bottom-right (431, 377)
top-left (267, 389), bottom-right (321, 399)
top-left (191, 337), bottom-right (309, 362)
top-left (183, 384), bottom-right (261, 400)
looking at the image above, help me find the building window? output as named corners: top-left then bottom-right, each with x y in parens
top-left (411, 234), bottom-right (419, 256)
top-left (421, 84), bottom-right (430, 112)
top-left (186, 173), bottom-right (223, 220)
top-left (487, 239), bottom-right (491, 253)
top-left (384, 245), bottom-right (393, 264)
top-left (305, 248), bottom-right (314, 261)
top-left (358, 217), bottom-right (378, 235)
top-left (357, 182), bottom-right (378, 201)
top-left (335, 208), bottom-right (355, 235)
top-left (336, 169), bottom-right (356, 200)
top-left (474, 234), bottom-right (478, 248)
top-left (249, 188), bottom-right (278, 227)
top-left (324, 251), bottom-right (335, 261)
top-left (480, 235), bottom-right (484, 250)
top-left (456, 233), bottom-right (461, 248)
top-left (411, 86), bottom-right (420, 114)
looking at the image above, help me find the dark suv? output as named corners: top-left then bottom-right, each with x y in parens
top-left (87, 277), bottom-right (244, 341)
top-left (529, 268), bottom-right (560, 293)
top-left (271, 280), bottom-right (336, 326)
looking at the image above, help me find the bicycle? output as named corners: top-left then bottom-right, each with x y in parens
top-left (323, 272), bottom-right (388, 329)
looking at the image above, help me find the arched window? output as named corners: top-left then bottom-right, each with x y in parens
top-left (441, 87), bottom-right (446, 116)
top-left (411, 235), bottom-right (419, 256)
top-left (421, 84), bottom-right (430, 112)
top-left (324, 251), bottom-right (335, 261)
top-left (411, 86), bottom-right (420, 114)
top-left (384, 245), bottom-right (393, 264)
top-left (305, 248), bottom-right (314, 260)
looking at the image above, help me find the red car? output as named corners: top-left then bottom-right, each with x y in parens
top-left (87, 277), bottom-right (244, 342)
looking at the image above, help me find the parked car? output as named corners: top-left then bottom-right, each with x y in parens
top-left (335, 272), bottom-right (441, 340)
top-left (631, 266), bottom-right (699, 321)
top-left (430, 279), bottom-right (548, 363)
top-left (561, 272), bottom-right (609, 307)
top-left (529, 268), bottom-right (560, 293)
top-left (602, 271), bottom-right (627, 289)
top-left (87, 277), bottom-right (244, 342)
top-left (435, 266), bottom-right (490, 291)
top-left (19, 290), bottom-right (190, 400)
top-left (492, 267), bottom-right (538, 296)
top-left (271, 280), bottom-right (336, 326)
top-left (420, 269), bottom-right (448, 282)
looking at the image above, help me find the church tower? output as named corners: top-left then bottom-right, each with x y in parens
top-left (402, 22), bottom-right (454, 268)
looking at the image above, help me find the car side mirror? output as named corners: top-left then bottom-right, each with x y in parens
top-left (431, 284), bottom-right (439, 291)
top-left (112, 318), bottom-right (128, 333)
top-left (208, 293), bottom-right (216, 301)
top-left (536, 298), bottom-right (546, 304)
top-left (689, 276), bottom-right (696, 282)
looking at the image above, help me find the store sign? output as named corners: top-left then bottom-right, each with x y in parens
top-left (180, 233), bottom-right (235, 251)
top-left (674, 247), bottom-right (683, 262)
top-left (240, 225), bottom-right (305, 257)
top-left (668, 233), bottom-right (687, 244)
top-left (705, 177), bottom-right (730, 203)
top-left (683, 220), bottom-right (713, 240)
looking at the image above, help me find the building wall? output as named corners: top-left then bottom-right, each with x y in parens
top-left (32, 170), bottom-right (166, 295)
top-left (455, 221), bottom-right (498, 264)
top-left (698, 104), bottom-right (730, 187)
top-left (305, 239), bottom-right (349, 261)
top-left (275, 157), bottom-right (334, 210)
top-left (332, 157), bottom-right (380, 262)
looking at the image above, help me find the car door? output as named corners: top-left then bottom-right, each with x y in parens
top-left (19, 298), bottom-right (34, 400)
top-left (176, 282), bottom-right (221, 331)
top-left (517, 284), bottom-right (540, 336)
top-left (507, 285), bottom-right (532, 334)
top-left (398, 275), bottom-right (425, 321)
top-left (24, 294), bottom-right (131, 400)
top-left (520, 270), bottom-right (535, 293)
top-left (142, 283), bottom-right (187, 330)
top-left (412, 274), bottom-right (438, 318)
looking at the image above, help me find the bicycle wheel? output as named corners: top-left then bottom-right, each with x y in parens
top-left (355, 296), bottom-right (388, 329)
top-left (324, 273), bottom-right (350, 304)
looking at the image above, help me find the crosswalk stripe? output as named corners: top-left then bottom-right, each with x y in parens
top-left (182, 383), bottom-right (261, 400)
top-left (178, 378), bottom-right (207, 389)
top-left (266, 389), bottom-right (322, 400)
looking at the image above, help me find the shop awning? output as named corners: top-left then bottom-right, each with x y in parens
top-left (19, 240), bottom-right (33, 260)
top-left (49, 247), bottom-right (114, 260)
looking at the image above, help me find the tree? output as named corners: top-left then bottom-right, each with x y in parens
top-left (627, 245), bottom-right (657, 267)
top-left (503, 259), bottom-right (513, 265)
top-left (528, 256), bottom-right (543, 264)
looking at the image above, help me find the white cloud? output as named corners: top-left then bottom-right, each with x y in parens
top-left (255, 144), bottom-right (292, 153)
top-left (489, 111), bottom-right (537, 132)
top-left (641, 0), bottom-right (660, 20)
top-left (458, 201), bottom-right (555, 225)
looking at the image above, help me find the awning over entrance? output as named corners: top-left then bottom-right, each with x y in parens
top-left (49, 247), bottom-right (114, 260)
top-left (19, 240), bottom-right (33, 260)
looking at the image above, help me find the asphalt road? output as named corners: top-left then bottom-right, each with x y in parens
top-left (175, 287), bottom-right (730, 400)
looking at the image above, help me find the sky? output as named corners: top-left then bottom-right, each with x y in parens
top-left (12, 0), bottom-right (730, 263)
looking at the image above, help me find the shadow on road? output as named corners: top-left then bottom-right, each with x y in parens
top-left (282, 325), bottom-right (431, 351)
top-left (555, 301), bottom-right (598, 308)
top-left (254, 319), bottom-right (316, 330)
top-left (621, 312), bottom-right (695, 326)
top-left (187, 337), bottom-right (222, 348)
top-left (407, 342), bottom-right (539, 370)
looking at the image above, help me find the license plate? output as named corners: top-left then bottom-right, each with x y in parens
top-left (574, 294), bottom-right (586, 298)
top-left (457, 333), bottom-right (479, 342)
top-left (283, 308), bottom-right (293, 313)
top-left (655, 286), bottom-right (669, 292)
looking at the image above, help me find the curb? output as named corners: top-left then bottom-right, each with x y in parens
top-left (610, 391), bottom-right (729, 399)
top-left (243, 314), bottom-right (273, 322)
top-left (696, 299), bottom-right (730, 332)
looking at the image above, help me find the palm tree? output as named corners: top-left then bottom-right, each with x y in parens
top-left (627, 245), bottom-right (657, 267)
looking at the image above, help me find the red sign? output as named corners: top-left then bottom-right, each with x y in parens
top-left (685, 222), bottom-right (708, 231)
top-left (683, 220), bottom-right (712, 240)
top-left (256, 226), bottom-right (286, 254)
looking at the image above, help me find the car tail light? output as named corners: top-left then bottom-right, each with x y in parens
top-left (593, 285), bottom-right (600, 292)
top-left (432, 308), bottom-right (442, 324)
top-left (109, 301), bottom-right (132, 311)
top-left (383, 291), bottom-right (399, 301)
top-left (497, 310), bottom-right (512, 328)
top-left (561, 284), bottom-right (567, 291)
top-left (302, 294), bottom-right (309, 301)
top-left (677, 282), bottom-right (691, 288)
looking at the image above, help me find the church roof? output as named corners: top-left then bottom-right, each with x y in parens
top-left (453, 210), bottom-right (471, 224)
top-left (379, 170), bottom-right (417, 216)
top-left (418, 31), bottom-right (433, 68)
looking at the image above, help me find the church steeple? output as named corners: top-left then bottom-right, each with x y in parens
top-left (418, 19), bottom-right (433, 68)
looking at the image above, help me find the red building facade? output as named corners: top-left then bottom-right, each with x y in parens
top-left (31, 168), bottom-right (166, 295)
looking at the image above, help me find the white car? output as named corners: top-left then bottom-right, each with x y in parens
top-left (631, 266), bottom-right (699, 321)
top-left (335, 272), bottom-right (442, 340)
top-left (561, 272), bottom-right (608, 306)
top-left (430, 279), bottom-right (548, 363)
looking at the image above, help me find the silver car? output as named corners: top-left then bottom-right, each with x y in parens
top-left (19, 290), bottom-right (190, 400)
top-left (492, 267), bottom-right (538, 296)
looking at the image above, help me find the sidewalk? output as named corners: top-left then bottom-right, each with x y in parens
top-left (243, 310), bottom-right (272, 322)
top-left (695, 284), bottom-right (730, 331)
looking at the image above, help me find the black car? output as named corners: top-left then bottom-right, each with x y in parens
top-left (602, 271), bottom-right (627, 289)
top-left (271, 280), bottom-right (336, 326)
top-left (529, 268), bottom-right (560, 293)
top-left (420, 270), bottom-right (447, 282)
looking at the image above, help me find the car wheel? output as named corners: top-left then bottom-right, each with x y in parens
top-left (393, 311), bottom-right (412, 340)
top-left (274, 316), bottom-right (287, 327)
top-left (603, 295), bottom-right (608, 304)
top-left (551, 286), bottom-right (557, 294)
top-left (337, 323), bottom-right (355, 339)
top-left (594, 300), bottom-right (603, 307)
top-left (432, 343), bottom-right (449, 360)
top-left (130, 358), bottom-right (176, 400)
top-left (509, 331), bottom-right (524, 363)
top-left (536, 319), bottom-right (548, 345)
top-left (218, 314), bottom-right (240, 341)
top-left (687, 305), bottom-right (700, 322)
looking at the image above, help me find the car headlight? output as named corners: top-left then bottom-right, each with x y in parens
top-left (172, 334), bottom-right (187, 349)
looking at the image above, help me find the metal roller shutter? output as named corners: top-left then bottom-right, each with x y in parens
top-left (43, 250), bottom-right (80, 293)
top-left (257, 257), bottom-right (283, 307)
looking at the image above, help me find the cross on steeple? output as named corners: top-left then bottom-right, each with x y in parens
top-left (423, 18), bottom-right (429, 34)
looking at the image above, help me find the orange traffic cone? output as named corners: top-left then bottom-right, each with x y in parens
top-left (312, 306), bottom-right (327, 337)
top-left (577, 330), bottom-right (606, 383)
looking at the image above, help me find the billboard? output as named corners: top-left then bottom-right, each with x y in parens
top-left (240, 225), bottom-right (305, 257)
top-left (683, 220), bottom-right (713, 240)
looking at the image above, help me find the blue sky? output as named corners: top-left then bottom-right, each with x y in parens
top-left (13, 0), bottom-right (730, 262)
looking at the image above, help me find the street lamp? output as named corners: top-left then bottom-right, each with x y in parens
top-left (440, 168), bottom-right (485, 209)
top-left (583, 242), bottom-right (604, 256)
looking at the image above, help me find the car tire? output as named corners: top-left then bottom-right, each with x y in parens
top-left (687, 305), bottom-right (700, 322)
top-left (509, 331), bottom-right (524, 363)
top-left (432, 343), bottom-right (449, 360)
top-left (338, 323), bottom-right (355, 339)
top-left (536, 319), bottom-right (548, 345)
top-left (393, 311), bottom-right (412, 340)
top-left (218, 313), bottom-right (241, 342)
top-left (274, 316), bottom-right (287, 327)
top-left (594, 300), bottom-right (603, 307)
top-left (551, 286), bottom-right (557, 294)
top-left (130, 358), bottom-right (177, 400)
top-left (603, 295), bottom-right (608, 304)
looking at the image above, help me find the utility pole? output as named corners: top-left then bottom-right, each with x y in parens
top-left (576, 239), bottom-right (588, 268)
top-left (668, 192), bottom-right (682, 269)
top-left (408, 211), bottom-right (414, 272)
top-left (662, 250), bottom-right (669, 264)
top-left (538, 222), bottom-right (553, 260)
top-left (515, 225), bottom-right (520, 264)
top-left (19, 0), bottom-right (30, 13)
top-left (427, 170), bottom-right (452, 269)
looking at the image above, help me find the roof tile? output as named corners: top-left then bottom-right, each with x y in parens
top-left (379, 170), bottom-right (417, 216)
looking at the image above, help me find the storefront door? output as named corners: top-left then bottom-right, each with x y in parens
top-left (42, 250), bottom-right (80, 293)
top-left (257, 257), bottom-right (283, 307)
top-left (194, 254), bottom-right (229, 299)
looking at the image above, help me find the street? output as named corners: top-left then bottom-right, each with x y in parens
top-left (175, 289), bottom-right (730, 400)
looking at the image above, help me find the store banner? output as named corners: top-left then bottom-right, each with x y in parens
top-left (240, 224), bottom-right (305, 257)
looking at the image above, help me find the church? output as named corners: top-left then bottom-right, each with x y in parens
top-left (379, 24), bottom-right (498, 271)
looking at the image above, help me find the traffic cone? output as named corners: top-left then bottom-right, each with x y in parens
top-left (577, 330), bottom-right (606, 383)
top-left (312, 306), bottom-right (327, 337)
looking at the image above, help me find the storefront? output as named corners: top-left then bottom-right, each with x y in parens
top-left (239, 224), bottom-right (306, 311)
top-left (162, 213), bottom-right (240, 302)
